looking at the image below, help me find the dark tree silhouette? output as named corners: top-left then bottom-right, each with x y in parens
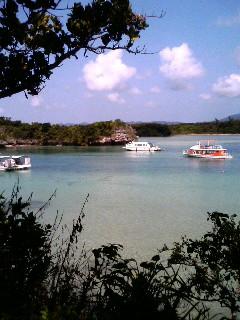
top-left (170, 212), bottom-right (240, 320)
top-left (0, 0), bottom-right (148, 99)
top-left (0, 187), bottom-right (53, 319)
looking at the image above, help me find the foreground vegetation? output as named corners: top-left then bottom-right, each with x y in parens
top-left (1, 187), bottom-right (240, 319)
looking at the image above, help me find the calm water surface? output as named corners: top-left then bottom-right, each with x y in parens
top-left (1, 135), bottom-right (240, 258)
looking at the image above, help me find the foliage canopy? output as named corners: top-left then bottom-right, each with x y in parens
top-left (170, 211), bottom-right (240, 319)
top-left (0, 0), bottom-right (148, 99)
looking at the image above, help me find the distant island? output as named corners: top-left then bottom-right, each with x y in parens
top-left (0, 116), bottom-right (240, 147)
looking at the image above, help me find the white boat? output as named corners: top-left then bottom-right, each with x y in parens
top-left (123, 141), bottom-right (161, 151)
top-left (183, 141), bottom-right (232, 159)
top-left (0, 156), bottom-right (10, 171)
top-left (0, 155), bottom-right (31, 171)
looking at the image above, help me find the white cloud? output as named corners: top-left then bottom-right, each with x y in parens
top-left (107, 92), bottom-right (125, 104)
top-left (199, 93), bottom-right (211, 100)
top-left (159, 43), bottom-right (204, 85)
top-left (129, 87), bottom-right (142, 95)
top-left (30, 96), bottom-right (43, 107)
top-left (212, 74), bottom-right (240, 97)
top-left (150, 86), bottom-right (161, 93)
top-left (83, 50), bottom-right (136, 91)
top-left (0, 107), bottom-right (3, 114)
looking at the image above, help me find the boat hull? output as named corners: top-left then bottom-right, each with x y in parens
top-left (124, 146), bottom-right (161, 151)
top-left (183, 151), bottom-right (232, 159)
top-left (5, 165), bottom-right (31, 171)
top-left (0, 165), bottom-right (31, 171)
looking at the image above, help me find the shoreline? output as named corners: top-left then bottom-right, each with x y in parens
top-left (0, 133), bottom-right (240, 149)
top-left (184, 133), bottom-right (240, 136)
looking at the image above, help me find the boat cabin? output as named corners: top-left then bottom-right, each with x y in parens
top-left (0, 155), bottom-right (31, 171)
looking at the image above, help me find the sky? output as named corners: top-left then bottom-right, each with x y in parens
top-left (1, 0), bottom-right (240, 124)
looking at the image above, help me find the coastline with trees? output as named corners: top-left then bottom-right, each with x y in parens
top-left (0, 117), bottom-right (240, 147)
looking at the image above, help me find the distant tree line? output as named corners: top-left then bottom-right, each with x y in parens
top-left (170, 118), bottom-right (240, 135)
top-left (132, 122), bottom-right (171, 137)
top-left (134, 118), bottom-right (240, 136)
top-left (0, 117), bottom-right (135, 146)
top-left (1, 117), bottom-right (240, 147)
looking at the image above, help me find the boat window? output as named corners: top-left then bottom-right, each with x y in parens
top-left (14, 157), bottom-right (23, 165)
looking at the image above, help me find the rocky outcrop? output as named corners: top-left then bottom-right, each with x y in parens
top-left (0, 140), bottom-right (8, 147)
top-left (94, 126), bottom-right (136, 145)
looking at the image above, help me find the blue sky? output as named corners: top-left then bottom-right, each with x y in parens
top-left (1, 0), bottom-right (240, 123)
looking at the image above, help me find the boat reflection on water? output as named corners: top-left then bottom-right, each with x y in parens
top-left (184, 156), bottom-right (227, 171)
top-left (124, 150), bottom-right (156, 158)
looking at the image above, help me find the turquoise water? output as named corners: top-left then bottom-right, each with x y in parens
top-left (1, 135), bottom-right (240, 258)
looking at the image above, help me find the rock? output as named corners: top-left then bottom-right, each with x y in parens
top-left (94, 126), bottom-right (136, 145)
top-left (0, 140), bottom-right (7, 147)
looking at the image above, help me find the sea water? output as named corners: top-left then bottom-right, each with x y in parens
top-left (1, 135), bottom-right (240, 259)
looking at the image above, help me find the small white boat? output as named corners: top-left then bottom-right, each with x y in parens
top-left (183, 141), bottom-right (232, 159)
top-left (0, 156), bottom-right (10, 171)
top-left (0, 155), bottom-right (31, 171)
top-left (123, 141), bottom-right (161, 151)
